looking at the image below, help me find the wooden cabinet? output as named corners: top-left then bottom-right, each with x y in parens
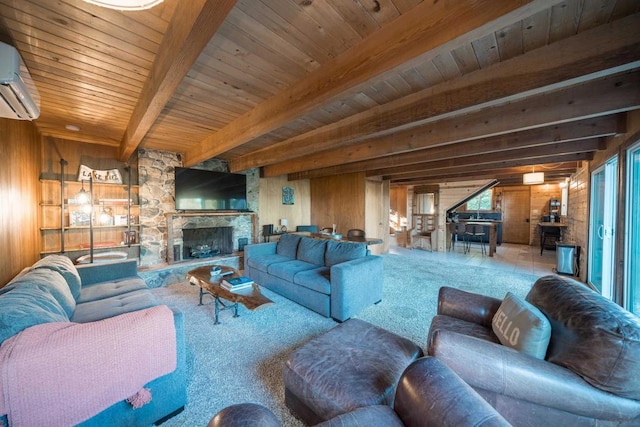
top-left (40, 179), bottom-right (140, 260)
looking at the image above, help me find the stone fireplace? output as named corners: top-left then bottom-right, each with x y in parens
top-left (137, 149), bottom-right (259, 267)
top-left (181, 226), bottom-right (233, 260)
top-left (164, 211), bottom-right (258, 264)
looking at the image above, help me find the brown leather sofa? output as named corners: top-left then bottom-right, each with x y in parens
top-left (427, 275), bottom-right (640, 426)
top-left (209, 356), bottom-right (510, 426)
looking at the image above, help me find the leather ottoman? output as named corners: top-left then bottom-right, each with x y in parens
top-left (283, 319), bottom-right (423, 424)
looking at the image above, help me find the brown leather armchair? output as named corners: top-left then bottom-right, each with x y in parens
top-left (427, 276), bottom-right (640, 426)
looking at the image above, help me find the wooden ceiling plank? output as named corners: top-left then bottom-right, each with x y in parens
top-left (577, 0), bottom-right (617, 32)
top-left (217, 19), bottom-right (311, 80)
top-left (431, 51), bottom-right (462, 81)
top-left (611, 0), bottom-right (640, 20)
top-left (184, 0), bottom-right (559, 166)
top-left (496, 19), bottom-right (524, 61)
top-left (231, 14), bottom-right (640, 172)
top-left (412, 60), bottom-right (445, 87)
top-left (284, 116), bottom-right (620, 180)
top-left (471, 33), bottom-right (501, 69)
top-left (325, 0), bottom-right (381, 38)
top-left (235, 0), bottom-right (332, 62)
top-left (522, 8), bottom-right (551, 51)
top-left (0, 1), bottom-right (159, 62)
top-left (362, 0), bottom-right (402, 27)
top-left (548, 0), bottom-right (581, 43)
top-left (263, 69), bottom-right (639, 176)
top-left (451, 43), bottom-right (481, 75)
top-left (118, 0), bottom-right (238, 161)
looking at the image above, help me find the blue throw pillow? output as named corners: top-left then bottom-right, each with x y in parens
top-left (32, 255), bottom-right (82, 300)
top-left (492, 292), bottom-right (551, 359)
top-left (0, 286), bottom-right (68, 344)
top-left (325, 241), bottom-right (367, 266)
top-left (276, 234), bottom-right (302, 259)
top-left (297, 237), bottom-right (327, 266)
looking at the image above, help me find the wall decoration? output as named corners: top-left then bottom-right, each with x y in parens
top-left (282, 186), bottom-right (294, 205)
top-left (78, 164), bottom-right (123, 184)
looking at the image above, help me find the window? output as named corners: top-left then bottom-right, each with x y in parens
top-left (588, 157), bottom-right (618, 299)
top-left (416, 193), bottom-right (435, 214)
top-left (625, 141), bottom-right (640, 313)
top-left (466, 189), bottom-right (492, 211)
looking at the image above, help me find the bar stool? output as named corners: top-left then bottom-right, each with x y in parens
top-left (540, 226), bottom-right (561, 255)
top-left (449, 222), bottom-right (466, 252)
top-left (464, 224), bottom-right (486, 255)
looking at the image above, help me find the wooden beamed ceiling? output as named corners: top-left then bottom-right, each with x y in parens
top-left (1, 0), bottom-right (639, 187)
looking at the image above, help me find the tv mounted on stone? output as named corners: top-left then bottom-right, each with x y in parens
top-left (174, 167), bottom-right (248, 211)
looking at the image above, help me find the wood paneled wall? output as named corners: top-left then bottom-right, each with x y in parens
top-left (311, 172), bottom-right (366, 235)
top-left (258, 175), bottom-right (310, 233)
top-left (0, 119), bottom-right (41, 286)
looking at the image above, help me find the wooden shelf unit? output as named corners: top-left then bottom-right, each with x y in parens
top-left (40, 178), bottom-right (140, 260)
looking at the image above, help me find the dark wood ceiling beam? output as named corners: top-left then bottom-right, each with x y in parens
top-left (385, 152), bottom-right (594, 182)
top-left (184, 0), bottom-right (560, 166)
top-left (118, 0), bottom-right (237, 162)
top-left (231, 14), bottom-right (640, 172)
top-left (267, 69), bottom-right (639, 177)
top-left (285, 116), bottom-right (620, 180)
top-left (370, 138), bottom-right (604, 177)
top-left (387, 163), bottom-right (579, 181)
top-left (389, 166), bottom-right (579, 183)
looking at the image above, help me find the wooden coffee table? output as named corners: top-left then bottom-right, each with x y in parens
top-left (186, 265), bottom-right (274, 324)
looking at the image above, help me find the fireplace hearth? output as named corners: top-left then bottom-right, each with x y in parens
top-left (182, 227), bottom-right (233, 260)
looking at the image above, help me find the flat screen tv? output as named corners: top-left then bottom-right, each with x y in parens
top-left (174, 167), bottom-right (247, 211)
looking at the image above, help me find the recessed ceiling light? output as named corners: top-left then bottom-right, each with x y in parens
top-left (83, 0), bottom-right (163, 10)
top-left (65, 124), bottom-right (81, 131)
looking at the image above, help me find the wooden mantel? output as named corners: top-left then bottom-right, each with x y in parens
top-left (165, 211), bottom-right (258, 264)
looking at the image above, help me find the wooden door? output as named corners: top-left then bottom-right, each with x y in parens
top-left (502, 187), bottom-right (530, 244)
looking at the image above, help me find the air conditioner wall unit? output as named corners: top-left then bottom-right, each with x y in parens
top-left (0, 41), bottom-right (40, 121)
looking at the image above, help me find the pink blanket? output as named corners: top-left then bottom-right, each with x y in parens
top-left (0, 305), bottom-right (176, 427)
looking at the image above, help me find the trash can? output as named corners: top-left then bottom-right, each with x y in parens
top-left (556, 243), bottom-right (580, 276)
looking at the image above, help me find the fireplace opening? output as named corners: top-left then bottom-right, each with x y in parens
top-left (182, 227), bottom-right (233, 260)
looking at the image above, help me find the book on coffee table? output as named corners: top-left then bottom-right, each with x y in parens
top-left (222, 276), bottom-right (254, 291)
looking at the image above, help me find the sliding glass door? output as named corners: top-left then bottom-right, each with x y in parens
top-left (626, 142), bottom-right (640, 314)
top-left (589, 157), bottom-right (618, 299)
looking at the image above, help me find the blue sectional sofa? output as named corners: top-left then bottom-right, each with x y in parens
top-left (0, 255), bottom-right (186, 427)
top-left (244, 234), bottom-right (383, 321)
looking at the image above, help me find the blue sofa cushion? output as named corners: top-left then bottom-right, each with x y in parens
top-left (3, 269), bottom-right (76, 317)
top-left (71, 290), bottom-right (158, 323)
top-left (0, 285), bottom-right (69, 344)
top-left (268, 260), bottom-right (319, 283)
top-left (247, 254), bottom-right (291, 273)
top-left (293, 267), bottom-right (331, 294)
top-left (76, 277), bottom-right (147, 304)
top-left (325, 241), bottom-right (367, 267)
top-left (297, 237), bottom-right (327, 266)
top-left (276, 234), bottom-right (302, 258)
top-left (32, 255), bottom-right (82, 299)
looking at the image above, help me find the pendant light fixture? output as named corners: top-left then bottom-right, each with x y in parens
top-left (523, 168), bottom-right (544, 185)
top-left (76, 180), bottom-right (91, 205)
top-left (83, 0), bottom-right (163, 11)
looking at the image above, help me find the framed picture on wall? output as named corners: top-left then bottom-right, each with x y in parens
top-left (282, 186), bottom-right (294, 205)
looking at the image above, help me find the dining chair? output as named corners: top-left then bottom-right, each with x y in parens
top-left (464, 224), bottom-right (486, 255)
top-left (448, 222), bottom-right (466, 252)
top-left (347, 228), bottom-right (366, 239)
